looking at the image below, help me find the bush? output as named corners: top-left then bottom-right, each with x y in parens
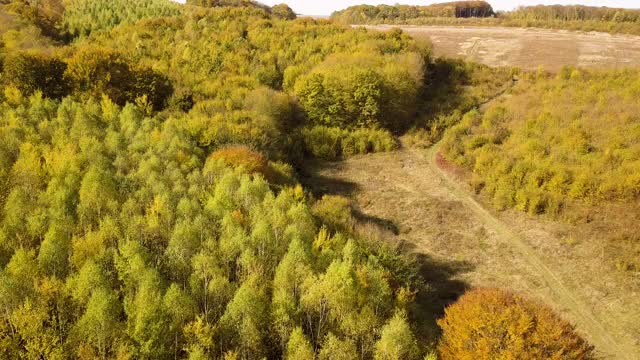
top-left (301, 126), bottom-right (398, 161)
top-left (2, 51), bottom-right (67, 98)
top-left (312, 195), bottom-right (353, 231)
top-left (441, 69), bottom-right (640, 214)
top-left (437, 288), bottom-right (595, 360)
top-left (207, 145), bottom-right (271, 179)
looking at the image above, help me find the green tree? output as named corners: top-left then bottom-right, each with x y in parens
top-left (77, 165), bottom-right (118, 228)
top-left (183, 316), bottom-right (216, 359)
top-left (164, 283), bottom-right (197, 359)
top-left (73, 288), bottom-right (121, 359)
top-left (286, 327), bottom-right (314, 360)
top-left (64, 47), bottom-right (172, 109)
top-left (219, 275), bottom-right (269, 359)
top-left (318, 334), bottom-right (358, 360)
top-left (374, 311), bottom-right (420, 360)
top-left (37, 222), bottom-right (71, 278)
top-left (125, 271), bottom-right (171, 359)
top-left (272, 237), bottom-right (313, 347)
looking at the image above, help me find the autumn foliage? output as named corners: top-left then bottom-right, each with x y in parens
top-left (208, 145), bottom-right (271, 179)
top-left (437, 288), bottom-right (595, 360)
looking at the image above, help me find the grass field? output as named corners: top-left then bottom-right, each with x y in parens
top-left (303, 140), bottom-right (640, 359)
top-left (365, 25), bottom-right (640, 71)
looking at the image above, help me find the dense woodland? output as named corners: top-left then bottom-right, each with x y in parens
top-left (0, 1), bottom-right (429, 359)
top-left (332, 3), bottom-right (640, 35)
top-left (0, 0), bottom-right (607, 359)
top-left (331, 1), bottom-right (495, 24)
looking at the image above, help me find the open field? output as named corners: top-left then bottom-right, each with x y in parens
top-left (366, 25), bottom-right (640, 71)
top-left (303, 144), bottom-right (640, 359)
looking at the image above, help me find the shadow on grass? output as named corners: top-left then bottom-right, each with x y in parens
top-left (300, 159), bottom-right (360, 198)
top-left (301, 151), bottom-right (474, 345)
top-left (352, 209), bottom-right (400, 235)
top-left (402, 241), bottom-right (474, 344)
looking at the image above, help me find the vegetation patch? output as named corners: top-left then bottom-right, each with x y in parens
top-left (442, 68), bottom-right (640, 214)
top-left (437, 288), bottom-right (595, 359)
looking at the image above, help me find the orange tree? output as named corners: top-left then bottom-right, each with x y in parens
top-left (208, 145), bottom-right (271, 179)
top-left (437, 288), bottom-right (595, 360)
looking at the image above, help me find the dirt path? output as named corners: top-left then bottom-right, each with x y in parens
top-left (305, 146), bottom-right (640, 359)
top-left (364, 25), bottom-right (640, 71)
top-left (423, 146), bottom-right (638, 359)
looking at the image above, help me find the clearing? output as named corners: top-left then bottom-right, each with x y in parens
top-left (303, 144), bottom-right (640, 359)
top-left (365, 25), bottom-right (640, 71)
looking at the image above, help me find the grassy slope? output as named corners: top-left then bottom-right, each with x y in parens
top-left (440, 69), bottom-right (640, 273)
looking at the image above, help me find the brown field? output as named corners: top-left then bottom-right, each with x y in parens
top-left (303, 144), bottom-right (640, 359)
top-left (365, 25), bottom-right (640, 71)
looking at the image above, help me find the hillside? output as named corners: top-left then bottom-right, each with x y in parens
top-left (0, 0), bottom-right (632, 359)
top-left (440, 68), bottom-right (640, 272)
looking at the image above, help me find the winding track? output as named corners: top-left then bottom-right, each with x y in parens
top-left (313, 26), bottom-right (640, 355)
top-left (310, 144), bottom-right (639, 359)
top-left (422, 145), bottom-right (635, 359)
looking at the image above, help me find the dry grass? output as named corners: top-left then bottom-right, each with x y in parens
top-left (365, 25), bottom-right (640, 71)
top-left (302, 144), bottom-right (640, 359)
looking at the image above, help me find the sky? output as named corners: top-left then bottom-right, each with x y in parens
top-left (254, 1), bottom-right (640, 16)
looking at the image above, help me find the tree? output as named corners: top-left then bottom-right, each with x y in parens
top-left (286, 327), bottom-right (314, 360)
top-left (2, 51), bottom-right (68, 98)
top-left (163, 283), bottom-right (197, 359)
top-left (219, 276), bottom-right (269, 359)
top-left (271, 4), bottom-right (296, 20)
top-left (208, 145), bottom-right (271, 180)
top-left (37, 222), bottom-right (71, 278)
top-left (64, 47), bottom-right (172, 110)
top-left (73, 288), bottom-right (121, 359)
top-left (125, 271), bottom-right (171, 359)
top-left (373, 311), bottom-right (420, 360)
top-left (183, 316), bottom-right (216, 359)
top-left (77, 165), bottom-right (119, 228)
top-left (318, 333), bottom-right (358, 360)
top-left (272, 237), bottom-right (313, 347)
top-left (301, 259), bottom-right (357, 346)
top-left (437, 288), bottom-right (595, 360)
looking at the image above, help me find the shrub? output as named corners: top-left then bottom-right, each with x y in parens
top-left (312, 195), bottom-right (353, 231)
top-left (207, 145), bottom-right (271, 179)
top-left (437, 288), bottom-right (595, 360)
top-left (301, 126), bottom-right (398, 161)
top-left (440, 69), bottom-right (640, 214)
top-left (2, 51), bottom-right (67, 98)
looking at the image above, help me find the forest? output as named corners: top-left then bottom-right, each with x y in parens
top-left (332, 3), bottom-right (640, 35)
top-left (330, 1), bottom-right (495, 24)
top-left (0, 0), bottom-right (618, 359)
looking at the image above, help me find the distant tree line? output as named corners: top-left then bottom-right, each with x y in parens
top-left (509, 4), bottom-right (640, 23)
top-left (331, 1), bottom-right (494, 24)
top-left (331, 2), bottom-right (640, 35)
